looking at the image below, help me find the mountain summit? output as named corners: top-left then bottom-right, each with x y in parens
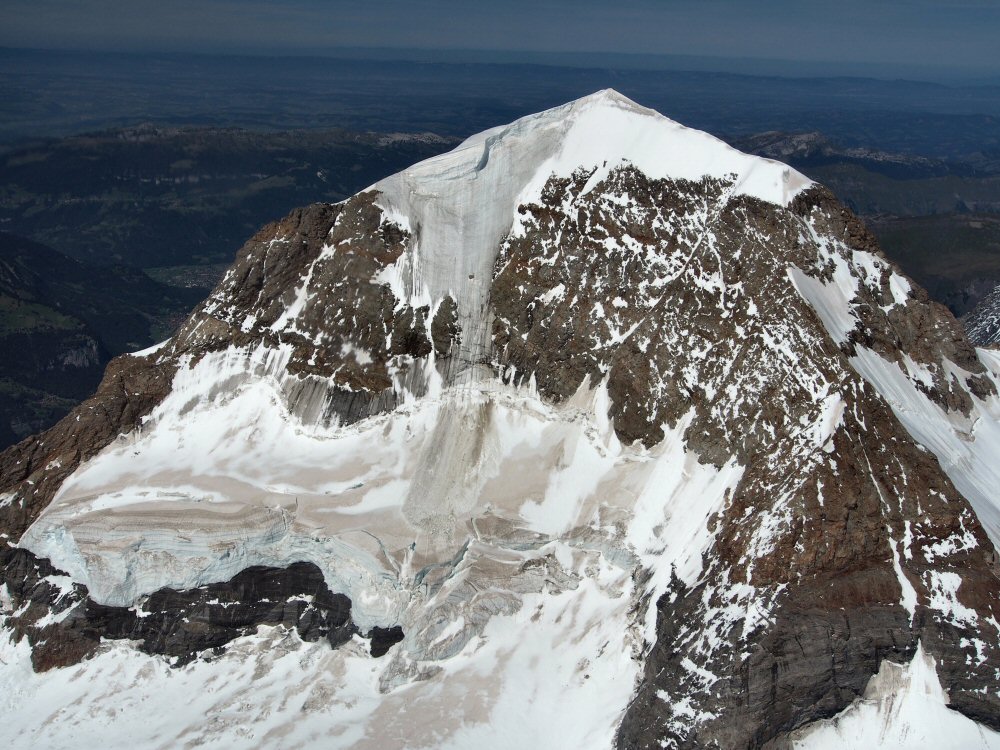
top-left (2, 91), bottom-right (1000, 749)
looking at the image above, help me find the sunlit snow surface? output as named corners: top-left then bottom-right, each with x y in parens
top-left (791, 645), bottom-right (1000, 750)
top-left (10, 346), bottom-right (741, 746)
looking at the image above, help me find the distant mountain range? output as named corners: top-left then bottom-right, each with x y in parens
top-left (5, 46), bottom-right (1000, 158)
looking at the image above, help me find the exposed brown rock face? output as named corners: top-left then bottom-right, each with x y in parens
top-left (0, 351), bottom-right (176, 542)
top-left (796, 188), bottom-right (994, 412)
top-left (490, 167), bottom-right (1000, 747)
top-left (430, 294), bottom-right (461, 359)
top-left (170, 191), bottom-right (455, 421)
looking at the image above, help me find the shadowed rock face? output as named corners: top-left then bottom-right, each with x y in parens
top-left (0, 546), bottom-right (405, 671)
top-left (964, 282), bottom-right (1000, 347)
top-left (369, 625), bottom-right (406, 658)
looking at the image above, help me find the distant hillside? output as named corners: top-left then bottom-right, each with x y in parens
top-left (869, 214), bottom-right (1000, 316)
top-left (0, 232), bottom-right (201, 447)
top-left (738, 132), bottom-right (1000, 317)
top-left (0, 125), bottom-right (457, 272)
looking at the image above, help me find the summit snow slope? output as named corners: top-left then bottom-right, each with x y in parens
top-left (373, 88), bottom-right (811, 365)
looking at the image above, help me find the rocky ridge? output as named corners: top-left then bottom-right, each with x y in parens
top-left (490, 161), bottom-right (1000, 746)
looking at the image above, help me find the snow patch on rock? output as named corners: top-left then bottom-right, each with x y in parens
top-left (791, 643), bottom-right (1000, 750)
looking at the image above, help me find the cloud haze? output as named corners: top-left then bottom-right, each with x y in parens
top-left (2, 0), bottom-right (998, 74)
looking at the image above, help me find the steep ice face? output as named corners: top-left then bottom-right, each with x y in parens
top-left (373, 88), bottom-right (811, 368)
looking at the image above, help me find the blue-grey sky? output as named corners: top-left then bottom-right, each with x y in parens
top-left (2, 0), bottom-right (999, 75)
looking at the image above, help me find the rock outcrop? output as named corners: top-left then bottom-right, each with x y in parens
top-left (0, 546), bottom-right (398, 671)
top-left (965, 281), bottom-right (1000, 346)
top-left (490, 165), bottom-right (1000, 746)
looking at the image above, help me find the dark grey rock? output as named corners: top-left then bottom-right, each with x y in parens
top-left (0, 546), bottom-right (406, 670)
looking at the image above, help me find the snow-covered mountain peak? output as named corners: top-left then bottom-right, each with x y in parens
top-left (3, 93), bottom-right (1000, 750)
top-left (378, 87), bottom-right (811, 209)
top-left (372, 89), bottom-right (812, 369)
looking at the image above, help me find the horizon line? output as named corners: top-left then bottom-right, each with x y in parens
top-left (2, 44), bottom-right (998, 86)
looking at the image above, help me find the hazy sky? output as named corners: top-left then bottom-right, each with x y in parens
top-left (2, 0), bottom-right (999, 74)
